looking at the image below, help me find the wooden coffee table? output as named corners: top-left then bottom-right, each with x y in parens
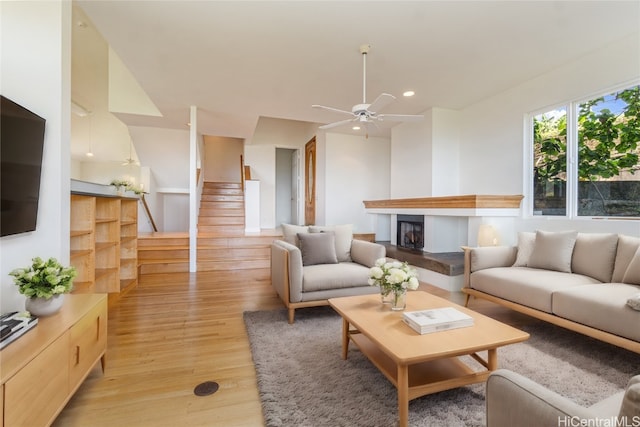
top-left (328, 291), bottom-right (529, 427)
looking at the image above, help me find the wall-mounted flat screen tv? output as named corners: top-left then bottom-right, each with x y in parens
top-left (1, 95), bottom-right (46, 237)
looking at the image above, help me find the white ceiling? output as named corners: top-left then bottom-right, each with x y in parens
top-left (75, 1), bottom-right (640, 140)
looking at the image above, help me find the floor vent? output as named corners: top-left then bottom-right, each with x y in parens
top-left (194, 381), bottom-right (219, 396)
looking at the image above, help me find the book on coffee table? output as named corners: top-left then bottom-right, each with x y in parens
top-left (0, 311), bottom-right (38, 349)
top-left (402, 307), bottom-right (474, 334)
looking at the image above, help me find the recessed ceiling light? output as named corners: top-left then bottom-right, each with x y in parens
top-left (352, 125), bottom-right (361, 130)
top-left (403, 91), bottom-right (415, 97)
top-left (86, 152), bottom-right (94, 157)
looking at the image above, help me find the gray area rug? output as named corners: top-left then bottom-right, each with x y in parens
top-left (244, 306), bottom-right (640, 427)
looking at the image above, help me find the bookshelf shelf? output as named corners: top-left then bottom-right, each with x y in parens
top-left (69, 194), bottom-right (138, 294)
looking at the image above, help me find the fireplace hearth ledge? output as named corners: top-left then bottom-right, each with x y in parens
top-left (363, 194), bottom-right (523, 216)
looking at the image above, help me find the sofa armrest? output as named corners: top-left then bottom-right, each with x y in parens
top-left (271, 240), bottom-right (303, 303)
top-left (463, 246), bottom-right (516, 290)
top-left (470, 246), bottom-right (517, 272)
top-left (350, 239), bottom-right (386, 267)
top-left (486, 369), bottom-right (598, 427)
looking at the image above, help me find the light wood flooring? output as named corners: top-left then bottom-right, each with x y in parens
top-left (52, 267), bottom-right (539, 427)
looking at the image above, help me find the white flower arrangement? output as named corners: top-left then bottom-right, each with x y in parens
top-left (368, 257), bottom-right (419, 293)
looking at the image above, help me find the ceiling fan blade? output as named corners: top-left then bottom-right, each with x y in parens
top-left (368, 93), bottom-right (396, 113)
top-left (377, 113), bottom-right (424, 122)
top-left (318, 118), bottom-right (355, 130)
top-left (312, 104), bottom-right (354, 116)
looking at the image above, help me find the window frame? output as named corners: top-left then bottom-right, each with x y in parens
top-left (525, 80), bottom-right (640, 219)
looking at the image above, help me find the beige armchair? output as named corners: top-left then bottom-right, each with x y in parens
top-left (271, 230), bottom-right (385, 323)
top-left (486, 369), bottom-right (640, 427)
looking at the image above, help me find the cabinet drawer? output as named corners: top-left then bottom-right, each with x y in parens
top-left (68, 299), bottom-right (107, 390)
top-left (4, 334), bottom-right (69, 427)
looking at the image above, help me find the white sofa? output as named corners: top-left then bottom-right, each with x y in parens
top-left (463, 231), bottom-right (640, 354)
top-left (271, 224), bottom-right (385, 323)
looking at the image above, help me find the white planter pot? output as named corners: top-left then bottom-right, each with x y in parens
top-left (25, 294), bottom-right (65, 317)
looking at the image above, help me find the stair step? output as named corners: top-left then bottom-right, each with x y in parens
top-left (138, 248), bottom-right (189, 260)
top-left (203, 182), bottom-right (242, 189)
top-left (138, 236), bottom-right (189, 247)
top-left (197, 225), bottom-right (246, 234)
top-left (200, 203), bottom-right (244, 212)
top-left (197, 247), bottom-right (269, 259)
top-left (197, 235), bottom-right (279, 247)
top-left (140, 261), bottom-right (190, 274)
top-left (198, 208), bottom-right (245, 217)
top-left (202, 187), bottom-right (243, 196)
top-left (200, 194), bottom-right (244, 202)
top-left (198, 216), bottom-right (244, 226)
top-left (197, 258), bottom-right (270, 271)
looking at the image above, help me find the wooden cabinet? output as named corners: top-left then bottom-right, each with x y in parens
top-left (0, 294), bottom-right (107, 427)
top-left (70, 194), bottom-right (138, 294)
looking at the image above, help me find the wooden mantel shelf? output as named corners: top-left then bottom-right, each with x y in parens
top-left (363, 194), bottom-right (523, 210)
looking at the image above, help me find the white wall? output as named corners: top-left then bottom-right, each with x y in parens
top-left (245, 117), bottom-right (317, 228)
top-left (324, 133), bottom-right (391, 234)
top-left (455, 32), bottom-right (640, 237)
top-left (391, 108), bottom-right (461, 198)
top-left (203, 135), bottom-right (243, 182)
top-left (1, 1), bottom-right (72, 312)
top-left (390, 114), bottom-right (433, 198)
top-left (459, 33), bottom-right (639, 198)
top-left (129, 126), bottom-right (190, 231)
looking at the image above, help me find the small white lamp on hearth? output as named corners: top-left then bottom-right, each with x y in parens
top-left (478, 224), bottom-right (500, 247)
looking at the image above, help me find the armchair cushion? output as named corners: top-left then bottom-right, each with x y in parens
top-left (302, 263), bottom-right (371, 292)
top-left (486, 369), bottom-right (606, 427)
top-left (619, 375), bottom-right (640, 420)
top-left (281, 223), bottom-right (309, 246)
top-left (297, 232), bottom-right (338, 266)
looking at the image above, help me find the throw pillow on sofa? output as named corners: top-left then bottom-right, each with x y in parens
top-left (528, 230), bottom-right (578, 273)
top-left (512, 231), bottom-right (535, 267)
top-left (622, 247), bottom-right (640, 285)
top-left (571, 233), bottom-right (619, 282)
top-left (297, 232), bottom-right (338, 266)
top-left (612, 235), bottom-right (640, 283)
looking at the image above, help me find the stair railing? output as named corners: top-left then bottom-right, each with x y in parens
top-left (140, 194), bottom-right (158, 232)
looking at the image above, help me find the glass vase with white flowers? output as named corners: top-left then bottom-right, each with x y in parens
top-left (368, 258), bottom-right (419, 310)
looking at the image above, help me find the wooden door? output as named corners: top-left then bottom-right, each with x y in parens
top-left (304, 137), bottom-right (316, 225)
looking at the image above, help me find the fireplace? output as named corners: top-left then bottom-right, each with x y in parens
top-left (397, 215), bottom-right (424, 251)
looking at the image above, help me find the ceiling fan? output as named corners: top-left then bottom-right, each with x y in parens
top-left (122, 139), bottom-right (138, 166)
top-left (312, 44), bottom-right (423, 135)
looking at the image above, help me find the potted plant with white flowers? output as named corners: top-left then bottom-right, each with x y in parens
top-left (368, 258), bottom-right (419, 311)
top-left (9, 257), bottom-right (77, 316)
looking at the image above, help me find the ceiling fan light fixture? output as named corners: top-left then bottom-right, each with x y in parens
top-left (312, 44), bottom-right (424, 133)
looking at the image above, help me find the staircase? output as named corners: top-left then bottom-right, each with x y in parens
top-left (198, 182), bottom-right (245, 235)
top-left (138, 233), bottom-right (190, 274)
top-left (138, 182), bottom-right (278, 276)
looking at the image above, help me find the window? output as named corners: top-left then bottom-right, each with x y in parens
top-left (532, 84), bottom-right (640, 217)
